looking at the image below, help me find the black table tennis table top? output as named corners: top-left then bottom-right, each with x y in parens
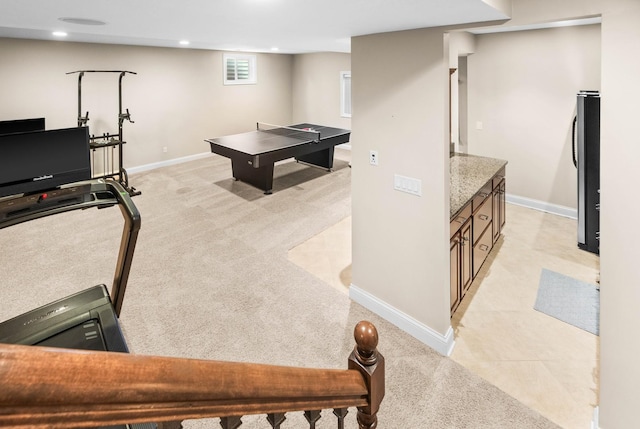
top-left (206, 123), bottom-right (349, 156)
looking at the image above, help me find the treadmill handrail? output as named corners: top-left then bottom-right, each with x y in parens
top-left (109, 181), bottom-right (141, 316)
top-left (0, 179), bottom-right (141, 317)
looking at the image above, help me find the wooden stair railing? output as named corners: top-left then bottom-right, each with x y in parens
top-left (0, 321), bottom-right (384, 429)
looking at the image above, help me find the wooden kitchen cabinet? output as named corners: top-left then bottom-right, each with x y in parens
top-left (450, 167), bottom-right (506, 317)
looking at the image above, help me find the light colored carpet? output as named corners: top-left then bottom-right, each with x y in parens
top-left (0, 149), bottom-right (559, 428)
top-left (535, 269), bottom-right (600, 336)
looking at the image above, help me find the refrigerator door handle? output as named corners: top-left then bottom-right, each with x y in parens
top-left (572, 115), bottom-right (578, 168)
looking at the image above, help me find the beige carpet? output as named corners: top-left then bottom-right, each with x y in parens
top-left (0, 149), bottom-right (559, 428)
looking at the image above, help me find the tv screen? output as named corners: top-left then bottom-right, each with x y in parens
top-left (0, 127), bottom-right (91, 198)
top-left (0, 118), bottom-right (45, 135)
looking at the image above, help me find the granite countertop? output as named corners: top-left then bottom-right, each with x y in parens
top-left (450, 153), bottom-right (507, 218)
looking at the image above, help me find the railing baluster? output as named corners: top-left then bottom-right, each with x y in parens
top-left (220, 416), bottom-right (242, 429)
top-left (304, 410), bottom-right (321, 428)
top-left (266, 412), bottom-right (286, 429)
top-left (333, 408), bottom-right (348, 429)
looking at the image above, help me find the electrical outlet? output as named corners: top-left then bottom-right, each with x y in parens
top-left (163, 146), bottom-right (168, 153)
top-left (369, 150), bottom-right (379, 166)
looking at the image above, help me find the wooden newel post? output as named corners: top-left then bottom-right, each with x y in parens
top-left (348, 321), bottom-right (385, 429)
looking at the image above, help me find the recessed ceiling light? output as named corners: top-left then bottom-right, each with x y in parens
top-left (58, 17), bottom-right (106, 26)
top-left (52, 31), bottom-right (68, 37)
top-left (179, 40), bottom-right (190, 46)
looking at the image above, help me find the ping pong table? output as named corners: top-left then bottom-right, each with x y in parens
top-left (205, 123), bottom-right (350, 194)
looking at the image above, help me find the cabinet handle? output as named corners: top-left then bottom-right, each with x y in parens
top-left (461, 236), bottom-right (469, 246)
top-left (479, 214), bottom-right (489, 221)
top-left (479, 244), bottom-right (489, 252)
top-left (454, 216), bottom-right (467, 224)
top-left (478, 192), bottom-right (489, 198)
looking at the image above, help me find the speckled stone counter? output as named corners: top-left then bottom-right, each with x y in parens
top-left (450, 153), bottom-right (507, 218)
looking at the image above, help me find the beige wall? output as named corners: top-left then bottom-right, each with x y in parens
top-left (291, 53), bottom-right (351, 130)
top-left (599, 1), bottom-right (640, 427)
top-left (467, 24), bottom-right (601, 210)
top-left (0, 38), bottom-right (293, 168)
top-left (351, 28), bottom-right (450, 338)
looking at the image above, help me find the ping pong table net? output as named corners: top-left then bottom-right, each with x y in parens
top-left (257, 122), bottom-right (321, 143)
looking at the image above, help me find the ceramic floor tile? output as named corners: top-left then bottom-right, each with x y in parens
top-left (288, 216), bottom-right (352, 294)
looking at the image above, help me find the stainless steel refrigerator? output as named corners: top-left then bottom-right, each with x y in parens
top-left (573, 90), bottom-right (600, 255)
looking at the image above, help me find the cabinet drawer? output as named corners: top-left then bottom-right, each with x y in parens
top-left (473, 221), bottom-right (493, 278)
top-left (473, 196), bottom-right (493, 244)
top-left (472, 182), bottom-right (492, 212)
top-left (450, 203), bottom-right (472, 238)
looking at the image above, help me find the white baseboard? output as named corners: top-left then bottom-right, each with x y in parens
top-left (591, 406), bottom-right (599, 429)
top-left (349, 284), bottom-right (455, 356)
top-left (506, 193), bottom-right (577, 219)
top-left (127, 152), bottom-right (213, 175)
top-left (126, 146), bottom-right (350, 175)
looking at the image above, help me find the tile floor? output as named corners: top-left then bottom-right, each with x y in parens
top-left (288, 203), bottom-right (600, 429)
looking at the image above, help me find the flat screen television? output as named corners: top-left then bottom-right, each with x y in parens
top-left (0, 127), bottom-right (91, 198)
top-left (0, 117), bottom-right (45, 135)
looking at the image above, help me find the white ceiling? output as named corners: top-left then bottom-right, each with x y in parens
top-left (0, 0), bottom-right (510, 54)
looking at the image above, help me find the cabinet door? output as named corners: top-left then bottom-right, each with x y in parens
top-left (499, 180), bottom-right (506, 230)
top-left (450, 234), bottom-right (461, 315)
top-left (492, 187), bottom-right (501, 243)
top-left (461, 220), bottom-right (472, 294)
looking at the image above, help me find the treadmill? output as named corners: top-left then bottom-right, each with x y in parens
top-left (0, 179), bottom-right (153, 429)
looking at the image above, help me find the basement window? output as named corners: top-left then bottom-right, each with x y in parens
top-left (223, 54), bottom-right (257, 85)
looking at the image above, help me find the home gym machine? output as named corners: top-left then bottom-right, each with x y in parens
top-left (0, 179), bottom-right (152, 428)
top-left (67, 70), bottom-right (141, 196)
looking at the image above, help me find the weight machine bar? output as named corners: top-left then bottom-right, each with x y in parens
top-left (66, 70), bottom-right (137, 75)
top-left (119, 72), bottom-right (126, 189)
top-left (75, 71), bottom-right (89, 127)
top-left (77, 72), bottom-right (82, 127)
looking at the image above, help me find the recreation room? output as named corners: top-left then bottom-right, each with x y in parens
top-left (1, 1), bottom-right (639, 428)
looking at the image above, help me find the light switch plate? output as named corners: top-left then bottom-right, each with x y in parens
top-left (394, 174), bottom-right (422, 196)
